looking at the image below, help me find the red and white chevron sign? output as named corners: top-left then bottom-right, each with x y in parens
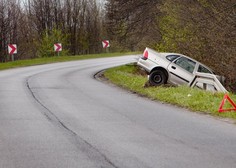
top-left (54, 43), bottom-right (62, 52)
top-left (8, 44), bottom-right (17, 55)
top-left (102, 40), bottom-right (110, 48)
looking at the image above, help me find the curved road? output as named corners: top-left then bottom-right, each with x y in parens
top-left (0, 56), bottom-right (236, 168)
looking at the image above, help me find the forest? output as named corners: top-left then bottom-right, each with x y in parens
top-left (0, 0), bottom-right (235, 91)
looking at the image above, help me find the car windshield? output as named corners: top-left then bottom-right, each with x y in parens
top-left (166, 55), bottom-right (180, 62)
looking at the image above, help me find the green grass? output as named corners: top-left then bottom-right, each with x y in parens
top-left (104, 64), bottom-right (236, 121)
top-left (0, 52), bottom-right (139, 70)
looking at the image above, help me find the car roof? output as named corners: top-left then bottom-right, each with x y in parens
top-left (145, 48), bottom-right (214, 73)
top-left (159, 52), bottom-right (214, 73)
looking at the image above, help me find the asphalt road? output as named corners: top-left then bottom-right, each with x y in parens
top-left (0, 56), bottom-right (236, 168)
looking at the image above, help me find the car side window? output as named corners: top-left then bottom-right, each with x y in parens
top-left (174, 57), bottom-right (196, 73)
top-left (197, 65), bottom-right (212, 74)
top-left (166, 55), bottom-right (180, 62)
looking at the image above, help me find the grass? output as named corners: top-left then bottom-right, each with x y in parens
top-left (0, 52), bottom-right (139, 71)
top-left (104, 64), bottom-right (236, 121)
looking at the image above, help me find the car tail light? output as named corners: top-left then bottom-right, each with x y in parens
top-left (142, 50), bottom-right (148, 60)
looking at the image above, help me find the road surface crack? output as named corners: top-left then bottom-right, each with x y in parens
top-left (26, 76), bottom-right (119, 168)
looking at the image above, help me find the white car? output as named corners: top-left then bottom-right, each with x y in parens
top-left (137, 47), bottom-right (223, 87)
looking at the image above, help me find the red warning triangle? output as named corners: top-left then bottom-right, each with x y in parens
top-left (218, 94), bottom-right (236, 113)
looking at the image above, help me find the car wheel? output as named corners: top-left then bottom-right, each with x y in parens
top-left (149, 70), bottom-right (167, 86)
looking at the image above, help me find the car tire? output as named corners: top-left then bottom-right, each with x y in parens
top-left (149, 70), bottom-right (167, 86)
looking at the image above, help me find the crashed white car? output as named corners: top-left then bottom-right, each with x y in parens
top-left (137, 47), bottom-right (223, 87)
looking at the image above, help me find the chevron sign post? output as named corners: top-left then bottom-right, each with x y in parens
top-left (8, 44), bottom-right (17, 61)
top-left (54, 43), bottom-right (62, 56)
top-left (54, 43), bottom-right (62, 52)
top-left (102, 40), bottom-right (110, 49)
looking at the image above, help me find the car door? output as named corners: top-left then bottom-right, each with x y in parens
top-left (167, 56), bottom-right (196, 85)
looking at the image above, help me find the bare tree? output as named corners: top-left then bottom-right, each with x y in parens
top-left (0, 0), bottom-right (9, 62)
top-left (105, 0), bottom-right (161, 51)
top-left (0, 0), bottom-right (21, 61)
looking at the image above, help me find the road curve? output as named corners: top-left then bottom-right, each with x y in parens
top-left (0, 56), bottom-right (236, 168)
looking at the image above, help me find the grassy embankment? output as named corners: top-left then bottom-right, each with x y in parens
top-left (104, 64), bottom-right (236, 121)
top-left (0, 52), bottom-right (138, 70)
